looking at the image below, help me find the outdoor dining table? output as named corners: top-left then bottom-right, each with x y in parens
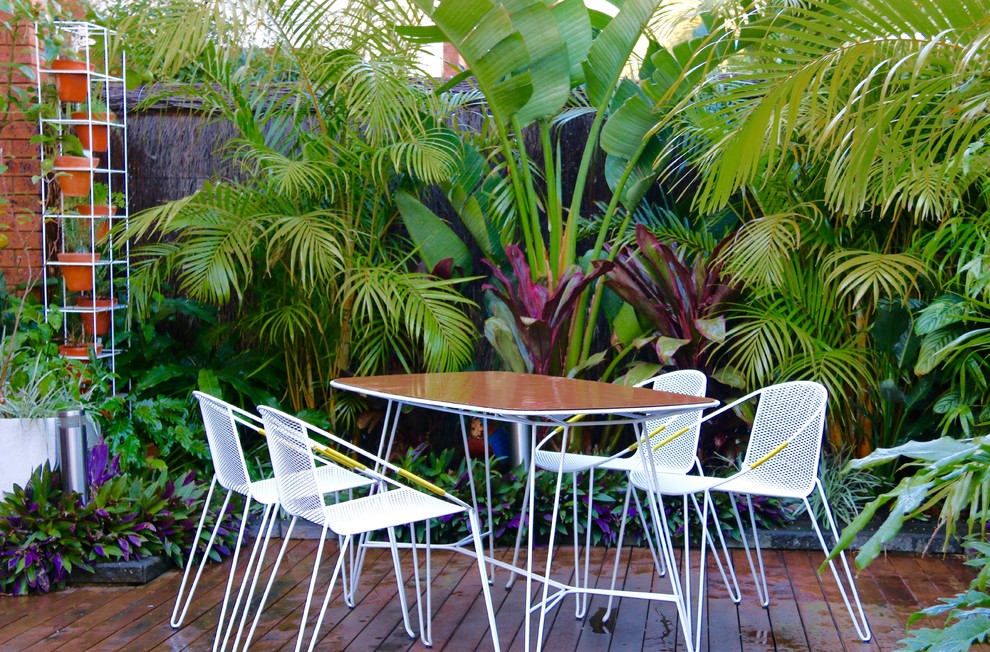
top-left (330, 371), bottom-right (718, 652)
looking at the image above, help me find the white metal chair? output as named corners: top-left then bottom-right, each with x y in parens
top-left (628, 381), bottom-right (872, 643)
top-left (251, 406), bottom-right (501, 652)
top-left (508, 370), bottom-right (739, 619)
top-left (171, 392), bottom-right (373, 652)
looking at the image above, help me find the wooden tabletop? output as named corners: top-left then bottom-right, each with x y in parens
top-left (330, 371), bottom-right (715, 418)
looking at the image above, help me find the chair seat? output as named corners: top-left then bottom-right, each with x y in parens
top-left (628, 469), bottom-right (810, 500)
top-left (323, 487), bottom-right (465, 537)
top-left (249, 464), bottom-right (374, 505)
top-left (598, 455), bottom-right (638, 472)
top-left (533, 450), bottom-right (609, 474)
top-left (627, 469), bottom-right (723, 496)
top-left (534, 450), bottom-right (694, 475)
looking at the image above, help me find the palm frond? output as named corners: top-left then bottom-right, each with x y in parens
top-left (372, 127), bottom-right (461, 185)
top-left (719, 206), bottom-right (816, 290)
top-left (657, 0), bottom-right (990, 219)
top-left (265, 210), bottom-right (350, 288)
top-left (341, 266), bottom-right (478, 373)
top-left (826, 249), bottom-right (928, 306)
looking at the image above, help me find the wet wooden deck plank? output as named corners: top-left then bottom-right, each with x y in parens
top-left (760, 549), bottom-right (811, 652)
top-left (0, 544), bottom-right (979, 652)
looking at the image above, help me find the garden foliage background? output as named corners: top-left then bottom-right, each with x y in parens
top-left (2, 0), bottom-right (990, 647)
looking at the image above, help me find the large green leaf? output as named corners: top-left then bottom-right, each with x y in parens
top-left (583, 0), bottom-right (663, 108)
top-left (504, 0), bottom-right (571, 126)
top-left (550, 0), bottom-right (593, 87)
top-left (600, 90), bottom-right (656, 160)
top-left (429, 0), bottom-right (534, 126)
top-left (396, 191), bottom-right (473, 274)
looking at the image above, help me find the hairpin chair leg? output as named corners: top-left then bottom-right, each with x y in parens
top-left (242, 515), bottom-right (297, 651)
top-left (306, 533), bottom-right (352, 652)
top-left (216, 501), bottom-right (274, 652)
top-left (211, 496), bottom-right (255, 652)
top-left (807, 481), bottom-right (872, 641)
top-left (228, 503), bottom-right (280, 652)
top-left (170, 476), bottom-right (229, 628)
top-left (689, 492), bottom-right (742, 603)
top-left (293, 522), bottom-right (330, 652)
top-left (631, 488), bottom-right (667, 577)
top-left (469, 509), bottom-right (502, 651)
top-left (331, 491), bottom-right (356, 609)
top-left (387, 526), bottom-right (416, 639)
top-left (728, 492), bottom-right (770, 607)
top-left (410, 521), bottom-right (434, 646)
top-left (647, 490), bottom-right (695, 652)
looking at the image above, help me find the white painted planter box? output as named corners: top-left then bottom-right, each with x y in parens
top-left (0, 417), bottom-right (59, 495)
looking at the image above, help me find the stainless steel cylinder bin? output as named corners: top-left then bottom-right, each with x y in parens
top-left (57, 409), bottom-right (89, 503)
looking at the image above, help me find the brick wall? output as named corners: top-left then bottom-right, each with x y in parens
top-left (0, 13), bottom-right (42, 292)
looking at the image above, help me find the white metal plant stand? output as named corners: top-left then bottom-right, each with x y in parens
top-left (35, 21), bottom-right (129, 391)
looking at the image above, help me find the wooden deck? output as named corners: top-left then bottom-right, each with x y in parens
top-left (0, 540), bottom-right (974, 651)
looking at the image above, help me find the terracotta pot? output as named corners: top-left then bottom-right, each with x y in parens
top-left (76, 205), bottom-right (116, 242)
top-left (54, 156), bottom-right (98, 197)
top-left (77, 296), bottom-right (118, 336)
top-left (467, 437), bottom-right (490, 458)
top-left (51, 59), bottom-right (94, 103)
top-left (71, 112), bottom-right (115, 152)
top-left (56, 252), bottom-right (101, 292)
top-left (59, 343), bottom-right (103, 358)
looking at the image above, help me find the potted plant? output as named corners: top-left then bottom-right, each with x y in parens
top-left (53, 153), bottom-right (99, 197)
top-left (68, 182), bottom-right (123, 242)
top-left (56, 216), bottom-right (101, 293)
top-left (58, 317), bottom-right (103, 358)
top-left (0, 300), bottom-right (101, 495)
top-left (71, 100), bottom-right (115, 153)
top-left (51, 58), bottom-right (94, 103)
top-left (76, 294), bottom-right (117, 338)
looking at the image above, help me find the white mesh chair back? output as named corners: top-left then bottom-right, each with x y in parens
top-left (261, 408), bottom-right (330, 526)
top-left (193, 391), bottom-right (252, 496)
top-left (740, 381), bottom-right (827, 497)
top-left (640, 370), bottom-right (707, 473)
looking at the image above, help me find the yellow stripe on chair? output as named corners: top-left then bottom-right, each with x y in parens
top-left (627, 423), bottom-right (668, 452)
top-left (398, 468), bottom-right (447, 496)
top-left (750, 441), bottom-right (789, 470)
top-left (314, 444), bottom-right (367, 472)
top-left (651, 425), bottom-right (691, 452)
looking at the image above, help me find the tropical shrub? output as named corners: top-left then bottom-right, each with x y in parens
top-left (100, 293), bottom-right (280, 473)
top-left (0, 441), bottom-right (238, 595)
top-left (121, 0), bottom-right (479, 421)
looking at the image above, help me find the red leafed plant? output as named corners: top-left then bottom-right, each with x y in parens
top-left (593, 224), bottom-right (736, 373)
top-left (483, 246), bottom-right (612, 376)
